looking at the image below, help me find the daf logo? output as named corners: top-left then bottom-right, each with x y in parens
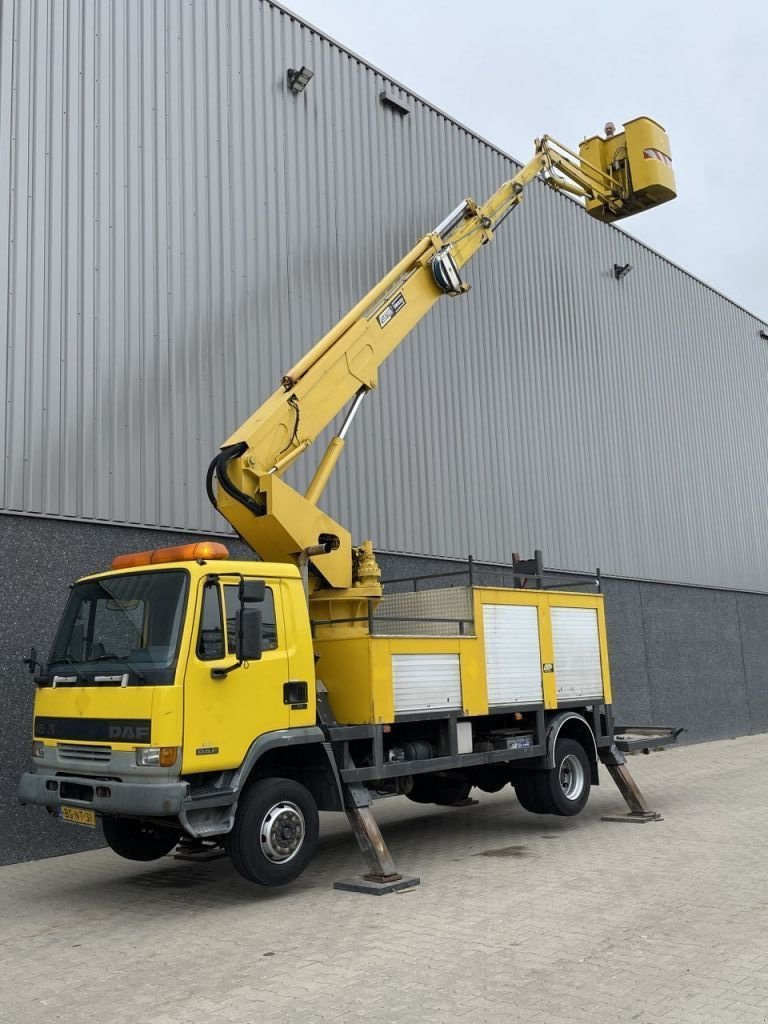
top-left (108, 724), bottom-right (150, 742)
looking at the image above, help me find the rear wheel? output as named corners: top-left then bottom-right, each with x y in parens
top-left (102, 817), bottom-right (180, 861)
top-left (514, 771), bottom-right (553, 814)
top-left (542, 739), bottom-right (591, 816)
top-left (406, 773), bottom-right (472, 806)
top-left (228, 777), bottom-right (319, 887)
top-left (514, 739), bottom-right (592, 816)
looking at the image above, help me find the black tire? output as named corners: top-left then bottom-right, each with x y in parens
top-left (539, 738), bottom-right (592, 816)
top-left (101, 817), bottom-right (180, 862)
top-left (514, 771), bottom-right (553, 814)
top-left (228, 777), bottom-right (319, 887)
top-left (406, 773), bottom-right (472, 806)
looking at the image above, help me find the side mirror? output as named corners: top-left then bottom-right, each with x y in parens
top-left (22, 646), bottom-right (39, 676)
top-left (240, 579), bottom-right (265, 604)
top-left (236, 608), bottom-right (263, 662)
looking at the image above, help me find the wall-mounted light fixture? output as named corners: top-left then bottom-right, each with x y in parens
top-left (380, 91), bottom-right (411, 117)
top-left (287, 66), bottom-right (314, 95)
top-left (760, 329), bottom-right (768, 341)
top-left (613, 263), bottom-right (633, 280)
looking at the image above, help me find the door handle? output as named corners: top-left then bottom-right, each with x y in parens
top-left (283, 681), bottom-right (308, 706)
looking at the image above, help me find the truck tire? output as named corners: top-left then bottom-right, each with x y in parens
top-left (406, 773), bottom-right (472, 806)
top-left (514, 772), bottom-right (553, 814)
top-left (540, 738), bottom-right (591, 816)
top-left (101, 817), bottom-right (180, 861)
top-left (228, 777), bottom-right (319, 887)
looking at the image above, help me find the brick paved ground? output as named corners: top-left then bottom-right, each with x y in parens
top-left (1, 735), bottom-right (767, 1024)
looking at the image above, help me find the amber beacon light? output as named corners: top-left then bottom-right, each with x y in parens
top-left (111, 542), bottom-right (230, 571)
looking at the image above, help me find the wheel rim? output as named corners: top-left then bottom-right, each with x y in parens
top-left (558, 753), bottom-right (586, 800)
top-left (259, 801), bottom-right (306, 864)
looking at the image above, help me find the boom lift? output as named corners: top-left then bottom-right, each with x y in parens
top-left (207, 117), bottom-right (676, 627)
top-left (19, 118), bottom-right (678, 892)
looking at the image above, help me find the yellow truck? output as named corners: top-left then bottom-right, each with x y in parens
top-left (19, 119), bottom-right (679, 891)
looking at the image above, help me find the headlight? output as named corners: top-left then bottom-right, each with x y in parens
top-left (32, 740), bottom-right (45, 759)
top-left (135, 746), bottom-right (178, 767)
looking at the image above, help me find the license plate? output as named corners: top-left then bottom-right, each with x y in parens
top-left (60, 806), bottom-right (96, 827)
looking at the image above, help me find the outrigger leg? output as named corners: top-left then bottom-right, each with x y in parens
top-left (599, 744), bottom-right (663, 823)
top-left (334, 784), bottom-right (420, 894)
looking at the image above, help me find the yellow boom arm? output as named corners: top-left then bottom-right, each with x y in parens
top-left (208, 117), bottom-right (674, 612)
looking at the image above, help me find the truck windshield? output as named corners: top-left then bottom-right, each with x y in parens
top-left (47, 570), bottom-right (188, 685)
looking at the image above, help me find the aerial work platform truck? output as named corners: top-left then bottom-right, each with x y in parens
top-left (20, 117), bottom-right (679, 891)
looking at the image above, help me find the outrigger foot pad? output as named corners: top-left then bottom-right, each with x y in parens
top-left (601, 811), bottom-right (663, 824)
top-left (334, 875), bottom-right (420, 895)
top-left (340, 784), bottom-right (420, 894)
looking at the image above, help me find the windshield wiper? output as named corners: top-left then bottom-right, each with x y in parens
top-left (84, 655), bottom-right (147, 683)
top-left (46, 654), bottom-right (88, 684)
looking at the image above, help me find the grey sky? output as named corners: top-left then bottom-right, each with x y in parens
top-left (283, 0), bottom-right (767, 323)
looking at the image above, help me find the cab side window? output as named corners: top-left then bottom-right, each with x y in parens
top-left (197, 583), bottom-right (224, 660)
top-left (223, 584), bottom-right (278, 654)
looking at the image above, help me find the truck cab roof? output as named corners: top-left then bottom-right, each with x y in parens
top-left (78, 553), bottom-right (301, 585)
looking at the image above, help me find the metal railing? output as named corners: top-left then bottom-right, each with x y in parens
top-left (309, 550), bottom-right (602, 638)
top-left (383, 550), bottom-right (602, 594)
top-left (310, 608), bottom-right (474, 638)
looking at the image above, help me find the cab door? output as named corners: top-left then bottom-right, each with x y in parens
top-left (182, 575), bottom-right (290, 774)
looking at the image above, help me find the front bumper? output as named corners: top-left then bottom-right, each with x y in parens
top-left (18, 770), bottom-right (188, 818)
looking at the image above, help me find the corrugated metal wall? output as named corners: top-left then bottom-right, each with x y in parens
top-left (2, 0), bottom-right (767, 590)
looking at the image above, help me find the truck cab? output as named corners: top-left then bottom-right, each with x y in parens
top-left (19, 543), bottom-right (328, 875)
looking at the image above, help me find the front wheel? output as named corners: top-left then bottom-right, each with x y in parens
top-left (228, 777), bottom-right (319, 887)
top-left (102, 817), bottom-right (180, 861)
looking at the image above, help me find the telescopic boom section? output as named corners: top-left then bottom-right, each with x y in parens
top-left (208, 117), bottom-right (675, 621)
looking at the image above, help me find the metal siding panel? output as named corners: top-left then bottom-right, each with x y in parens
top-left (483, 604), bottom-right (543, 705)
top-left (391, 653), bottom-right (462, 714)
top-left (3, 1), bottom-right (768, 593)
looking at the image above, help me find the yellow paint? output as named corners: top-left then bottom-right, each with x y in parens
top-left (33, 559), bottom-right (613, 774)
top-left (213, 117), bottom-right (675, 607)
top-left (537, 600), bottom-right (558, 709)
top-left (34, 684), bottom-right (172, 751)
top-left (313, 636), bottom-right (373, 723)
top-left (580, 117), bottom-right (676, 222)
top-left (315, 586), bottom-right (611, 723)
top-left (595, 599), bottom-right (613, 705)
top-left (181, 573), bottom-right (292, 774)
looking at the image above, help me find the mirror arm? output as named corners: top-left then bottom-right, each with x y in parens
top-left (22, 647), bottom-right (43, 676)
top-left (210, 658), bottom-right (243, 680)
top-left (207, 575), bottom-right (266, 677)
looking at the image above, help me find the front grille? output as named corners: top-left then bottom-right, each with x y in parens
top-left (58, 743), bottom-right (112, 764)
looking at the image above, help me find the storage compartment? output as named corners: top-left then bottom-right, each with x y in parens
top-left (483, 604), bottom-right (543, 705)
top-left (374, 587), bottom-right (473, 637)
top-left (550, 606), bottom-right (604, 700)
top-left (313, 584), bottom-right (610, 724)
top-left (392, 653), bottom-right (462, 713)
